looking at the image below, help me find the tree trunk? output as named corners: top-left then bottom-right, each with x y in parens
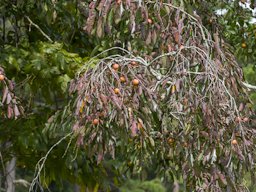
top-left (5, 157), bottom-right (16, 192)
top-left (74, 184), bottom-right (80, 192)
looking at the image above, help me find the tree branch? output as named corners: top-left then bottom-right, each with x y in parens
top-left (25, 16), bottom-right (53, 43)
top-left (29, 132), bottom-right (73, 192)
top-left (242, 82), bottom-right (256, 90)
top-left (14, 179), bottom-right (30, 187)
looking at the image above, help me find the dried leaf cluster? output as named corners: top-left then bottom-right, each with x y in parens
top-left (0, 67), bottom-right (23, 119)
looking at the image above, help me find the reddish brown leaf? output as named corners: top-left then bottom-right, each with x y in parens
top-left (200, 131), bottom-right (209, 138)
top-left (126, 0), bottom-right (131, 7)
top-left (230, 77), bottom-right (239, 95)
top-left (14, 104), bottom-right (20, 117)
top-left (6, 93), bottom-right (11, 104)
top-left (175, 79), bottom-right (181, 92)
top-left (7, 105), bottom-right (13, 118)
top-left (131, 120), bottom-right (138, 137)
top-left (111, 95), bottom-right (122, 110)
top-left (218, 173), bottom-right (227, 185)
top-left (172, 27), bottom-right (181, 45)
top-left (145, 30), bottom-right (152, 45)
top-left (97, 151), bottom-right (104, 164)
top-left (84, 2), bottom-right (97, 34)
top-left (152, 29), bottom-right (157, 44)
top-left (100, 94), bottom-right (108, 104)
top-left (8, 81), bottom-right (14, 91)
top-left (96, 17), bottom-right (104, 38)
top-left (72, 122), bottom-right (80, 131)
top-left (102, 0), bottom-right (112, 18)
top-left (238, 103), bottom-right (244, 112)
top-left (129, 14), bottom-right (136, 33)
top-left (97, 0), bottom-right (106, 13)
top-left (2, 87), bottom-right (8, 104)
top-left (76, 134), bottom-right (84, 146)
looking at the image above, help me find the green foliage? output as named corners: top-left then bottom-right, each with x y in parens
top-left (243, 65), bottom-right (256, 110)
top-left (218, 2), bottom-right (256, 64)
top-left (1, 42), bottom-right (87, 95)
top-left (217, 0), bottom-right (256, 114)
top-left (120, 179), bottom-right (166, 192)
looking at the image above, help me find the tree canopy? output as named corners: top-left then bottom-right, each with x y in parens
top-left (0, 0), bottom-right (255, 192)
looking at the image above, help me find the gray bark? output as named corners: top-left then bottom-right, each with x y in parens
top-left (5, 157), bottom-right (16, 192)
top-left (74, 184), bottom-right (80, 192)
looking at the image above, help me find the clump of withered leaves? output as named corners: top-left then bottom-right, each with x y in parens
top-left (0, 67), bottom-right (23, 119)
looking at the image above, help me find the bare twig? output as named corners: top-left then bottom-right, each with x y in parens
top-left (0, 152), bottom-right (6, 176)
top-left (29, 132), bottom-right (73, 192)
top-left (25, 16), bottom-right (53, 43)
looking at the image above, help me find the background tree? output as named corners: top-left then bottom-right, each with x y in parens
top-left (0, 0), bottom-right (255, 192)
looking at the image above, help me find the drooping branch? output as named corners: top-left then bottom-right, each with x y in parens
top-left (29, 132), bottom-right (73, 192)
top-left (14, 179), bottom-right (30, 188)
top-left (242, 82), bottom-right (256, 90)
